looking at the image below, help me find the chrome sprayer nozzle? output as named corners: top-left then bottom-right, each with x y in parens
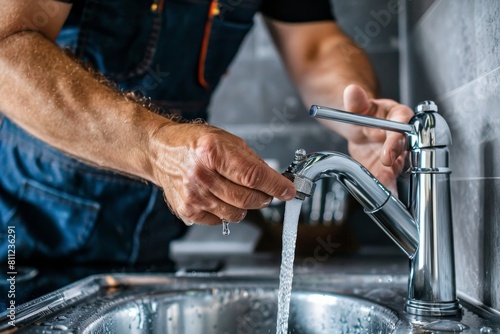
top-left (282, 149), bottom-right (315, 200)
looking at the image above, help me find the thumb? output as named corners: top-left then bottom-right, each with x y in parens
top-left (343, 84), bottom-right (372, 115)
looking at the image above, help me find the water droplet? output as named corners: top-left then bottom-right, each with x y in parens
top-left (294, 148), bottom-right (307, 161)
top-left (422, 320), bottom-right (469, 332)
top-left (52, 325), bottom-right (69, 331)
top-left (480, 327), bottom-right (493, 333)
top-left (222, 220), bottom-right (230, 236)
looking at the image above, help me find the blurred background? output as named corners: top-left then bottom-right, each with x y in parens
top-left (209, 0), bottom-right (402, 252)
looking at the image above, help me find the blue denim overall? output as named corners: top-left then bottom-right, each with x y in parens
top-left (0, 0), bottom-right (261, 265)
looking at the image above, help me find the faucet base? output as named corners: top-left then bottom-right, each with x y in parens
top-left (405, 299), bottom-right (462, 317)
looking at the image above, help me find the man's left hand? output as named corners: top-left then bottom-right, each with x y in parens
top-left (342, 84), bottom-right (414, 195)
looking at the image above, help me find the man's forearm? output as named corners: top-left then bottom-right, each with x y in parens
top-left (265, 20), bottom-right (378, 139)
top-left (296, 34), bottom-right (379, 138)
top-left (0, 31), bottom-right (170, 182)
top-left (296, 34), bottom-right (378, 108)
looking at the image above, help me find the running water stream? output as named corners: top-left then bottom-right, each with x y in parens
top-left (276, 198), bottom-right (303, 334)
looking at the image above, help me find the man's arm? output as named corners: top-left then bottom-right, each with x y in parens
top-left (0, 0), bottom-right (295, 225)
top-left (265, 20), bottom-right (378, 114)
top-left (0, 1), bottom-right (157, 179)
top-left (265, 19), bottom-right (414, 193)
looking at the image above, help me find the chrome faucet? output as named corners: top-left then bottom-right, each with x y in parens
top-left (283, 101), bottom-right (462, 317)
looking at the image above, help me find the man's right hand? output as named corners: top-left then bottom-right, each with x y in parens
top-left (0, 0), bottom-right (296, 228)
top-left (147, 122), bottom-right (296, 226)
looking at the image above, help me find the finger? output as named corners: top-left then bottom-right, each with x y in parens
top-left (381, 132), bottom-right (406, 166)
top-left (343, 84), bottom-right (375, 116)
top-left (169, 182), bottom-right (248, 226)
top-left (178, 199), bottom-right (247, 226)
top-left (182, 189), bottom-right (248, 225)
top-left (361, 126), bottom-right (387, 143)
top-left (385, 103), bottom-right (414, 123)
top-left (197, 132), bottom-right (296, 201)
top-left (203, 195), bottom-right (248, 223)
top-left (376, 166), bottom-right (399, 196)
top-left (181, 211), bottom-right (221, 226)
top-left (381, 104), bottom-right (414, 166)
top-left (344, 85), bottom-right (385, 142)
top-left (208, 173), bottom-right (273, 210)
top-left (216, 156), bottom-right (296, 201)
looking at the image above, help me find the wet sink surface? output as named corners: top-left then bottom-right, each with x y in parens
top-left (1, 275), bottom-right (404, 333)
top-left (83, 288), bottom-right (399, 333)
top-left (1, 273), bottom-right (500, 333)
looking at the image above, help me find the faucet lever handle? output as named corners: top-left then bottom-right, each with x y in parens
top-left (310, 105), bottom-right (415, 135)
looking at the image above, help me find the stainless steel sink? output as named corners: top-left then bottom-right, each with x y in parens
top-left (83, 288), bottom-right (400, 333)
top-left (1, 273), bottom-right (499, 333)
top-left (0, 274), bottom-right (404, 333)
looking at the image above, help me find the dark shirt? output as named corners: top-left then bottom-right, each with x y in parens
top-left (55, 0), bottom-right (335, 22)
top-left (260, 0), bottom-right (334, 22)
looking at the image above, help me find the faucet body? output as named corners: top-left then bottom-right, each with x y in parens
top-left (284, 101), bottom-right (461, 317)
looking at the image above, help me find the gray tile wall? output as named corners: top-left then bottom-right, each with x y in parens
top-left (402, 0), bottom-right (500, 311)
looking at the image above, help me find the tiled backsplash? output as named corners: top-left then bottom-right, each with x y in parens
top-left (401, 0), bottom-right (500, 312)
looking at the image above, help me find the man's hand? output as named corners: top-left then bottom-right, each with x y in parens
top-left (0, 1), bottom-right (294, 229)
top-left (264, 19), bottom-right (414, 195)
top-left (148, 123), bottom-right (296, 226)
top-left (343, 84), bottom-right (414, 194)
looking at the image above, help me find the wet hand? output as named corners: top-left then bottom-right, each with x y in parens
top-left (343, 84), bottom-right (414, 194)
top-left (148, 123), bottom-right (296, 226)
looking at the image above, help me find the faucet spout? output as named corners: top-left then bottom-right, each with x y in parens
top-left (284, 151), bottom-right (418, 258)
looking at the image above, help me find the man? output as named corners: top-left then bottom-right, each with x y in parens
top-left (0, 0), bottom-right (413, 265)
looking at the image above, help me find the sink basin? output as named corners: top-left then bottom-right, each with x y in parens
top-left (0, 274), bottom-right (403, 333)
top-left (82, 289), bottom-right (399, 333)
top-left (2, 273), bottom-right (500, 333)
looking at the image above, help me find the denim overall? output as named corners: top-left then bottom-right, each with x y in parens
top-left (0, 0), bottom-right (261, 265)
